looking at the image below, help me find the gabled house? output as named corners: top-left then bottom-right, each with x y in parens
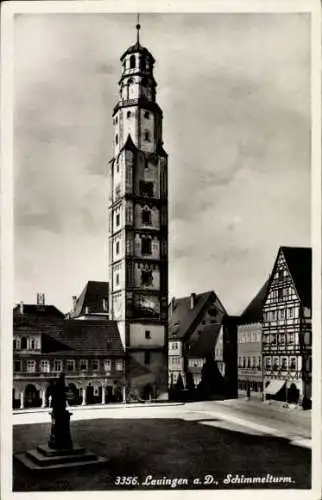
top-left (262, 246), bottom-right (312, 408)
top-left (69, 281), bottom-right (109, 320)
top-left (238, 280), bottom-right (269, 397)
top-left (168, 291), bottom-right (237, 396)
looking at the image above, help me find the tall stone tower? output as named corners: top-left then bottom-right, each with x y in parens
top-left (108, 21), bottom-right (168, 400)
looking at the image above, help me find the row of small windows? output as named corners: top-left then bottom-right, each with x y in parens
top-left (263, 307), bottom-right (299, 321)
top-left (170, 357), bottom-right (181, 367)
top-left (238, 356), bottom-right (261, 369)
top-left (269, 287), bottom-right (294, 301)
top-left (239, 332), bottom-right (261, 344)
top-left (115, 130), bottom-right (151, 145)
top-left (127, 54), bottom-right (150, 71)
top-left (263, 333), bottom-right (296, 345)
top-left (14, 359), bottom-right (124, 373)
top-left (264, 356), bottom-right (297, 370)
top-left (114, 110), bottom-right (150, 125)
top-left (13, 337), bottom-right (40, 350)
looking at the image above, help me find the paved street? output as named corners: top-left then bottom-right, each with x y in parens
top-left (13, 399), bottom-right (311, 491)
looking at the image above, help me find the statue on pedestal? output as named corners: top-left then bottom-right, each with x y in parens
top-left (48, 372), bottom-right (73, 450)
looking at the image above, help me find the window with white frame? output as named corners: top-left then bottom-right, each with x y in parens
top-left (289, 357), bottom-right (296, 370)
top-left (116, 359), bottom-right (123, 371)
top-left (53, 360), bottom-right (63, 372)
top-left (104, 359), bottom-right (112, 372)
top-left (40, 360), bottom-right (50, 373)
top-left (281, 357), bottom-right (287, 370)
top-left (27, 360), bottom-right (36, 373)
top-left (66, 360), bottom-right (75, 372)
top-left (80, 359), bottom-right (88, 371)
top-left (273, 357), bottom-right (279, 370)
top-left (265, 357), bottom-right (271, 369)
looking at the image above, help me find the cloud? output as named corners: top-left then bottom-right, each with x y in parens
top-left (14, 13), bottom-right (310, 313)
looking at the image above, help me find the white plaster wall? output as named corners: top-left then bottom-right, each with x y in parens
top-left (129, 323), bottom-right (165, 347)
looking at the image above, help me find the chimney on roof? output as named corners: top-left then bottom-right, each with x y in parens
top-left (37, 293), bottom-right (45, 306)
top-left (19, 301), bottom-right (24, 314)
top-left (190, 293), bottom-right (196, 310)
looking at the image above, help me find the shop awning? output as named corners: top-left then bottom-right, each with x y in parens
top-left (265, 379), bottom-right (285, 395)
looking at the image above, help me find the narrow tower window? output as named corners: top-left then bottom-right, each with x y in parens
top-left (141, 238), bottom-right (152, 255)
top-left (142, 208), bottom-right (152, 225)
top-left (130, 55), bottom-right (136, 69)
top-left (115, 134), bottom-right (118, 145)
top-left (144, 130), bottom-right (150, 141)
top-left (144, 111), bottom-right (150, 119)
top-left (127, 111), bottom-right (131, 118)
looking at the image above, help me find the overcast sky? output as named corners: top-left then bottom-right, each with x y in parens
top-left (14, 13), bottom-right (311, 315)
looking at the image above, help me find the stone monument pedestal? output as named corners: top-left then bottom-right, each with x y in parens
top-left (14, 373), bottom-right (107, 471)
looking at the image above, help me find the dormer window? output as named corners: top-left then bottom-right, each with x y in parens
top-left (130, 55), bottom-right (136, 69)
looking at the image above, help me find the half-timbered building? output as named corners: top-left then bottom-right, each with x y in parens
top-left (262, 246), bottom-right (312, 408)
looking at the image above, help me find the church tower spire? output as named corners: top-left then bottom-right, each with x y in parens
top-left (108, 18), bottom-right (168, 400)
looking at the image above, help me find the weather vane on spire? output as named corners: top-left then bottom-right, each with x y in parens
top-left (136, 13), bottom-right (141, 44)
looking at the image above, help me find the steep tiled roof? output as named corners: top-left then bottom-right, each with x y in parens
top-left (169, 291), bottom-right (216, 340)
top-left (70, 281), bottom-right (109, 318)
top-left (44, 320), bottom-right (124, 356)
top-left (13, 304), bottom-right (65, 323)
top-left (281, 246), bottom-right (312, 308)
top-left (13, 304), bottom-right (124, 356)
top-left (239, 280), bottom-right (270, 325)
top-left (187, 324), bottom-right (221, 358)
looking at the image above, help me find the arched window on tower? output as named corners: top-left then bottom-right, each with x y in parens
top-left (130, 55), bottom-right (136, 69)
top-left (127, 111), bottom-right (131, 118)
top-left (115, 134), bottom-right (118, 145)
top-left (144, 130), bottom-right (150, 142)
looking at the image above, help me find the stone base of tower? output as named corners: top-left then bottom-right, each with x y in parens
top-left (125, 351), bottom-right (168, 402)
